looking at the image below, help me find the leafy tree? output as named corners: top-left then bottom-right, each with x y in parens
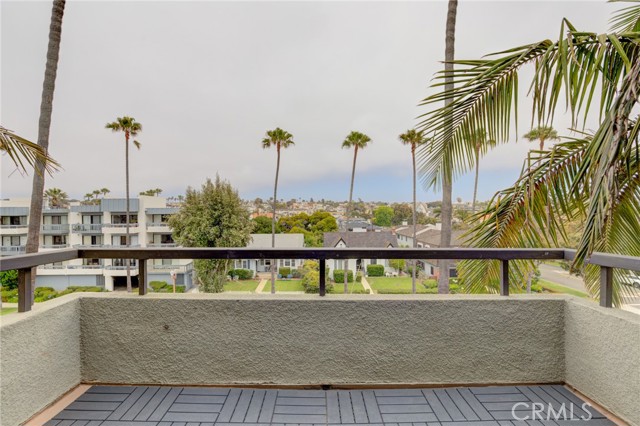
top-left (105, 116), bottom-right (142, 292)
top-left (140, 188), bottom-right (162, 196)
top-left (372, 206), bottom-right (394, 227)
top-left (252, 216), bottom-right (275, 234)
top-left (0, 270), bottom-right (19, 290)
top-left (276, 211), bottom-right (337, 246)
top-left (417, 1), bottom-right (640, 304)
top-left (169, 176), bottom-right (253, 292)
top-left (524, 126), bottom-right (559, 151)
top-left (262, 127), bottom-right (295, 293)
top-left (391, 203), bottom-right (413, 225)
top-left (25, 0), bottom-right (66, 306)
top-left (389, 259), bottom-right (406, 272)
top-left (44, 187), bottom-right (68, 208)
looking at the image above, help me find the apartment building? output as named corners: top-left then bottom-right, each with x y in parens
top-left (0, 196), bottom-right (192, 291)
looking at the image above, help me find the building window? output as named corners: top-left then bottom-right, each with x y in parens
top-left (83, 258), bottom-right (101, 266)
top-left (52, 235), bottom-right (66, 245)
top-left (370, 259), bottom-right (377, 265)
top-left (111, 214), bottom-right (138, 224)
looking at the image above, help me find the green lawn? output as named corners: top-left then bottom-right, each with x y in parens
top-left (367, 276), bottom-right (436, 294)
top-left (224, 280), bottom-right (260, 292)
top-left (0, 307), bottom-right (17, 316)
top-left (261, 280), bottom-right (304, 292)
top-left (332, 282), bottom-right (367, 293)
top-left (538, 279), bottom-right (590, 298)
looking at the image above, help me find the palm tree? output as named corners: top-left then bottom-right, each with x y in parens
top-left (341, 130), bottom-right (372, 293)
top-left (399, 129), bottom-right (428, 293)
top-left (44, 187), bottom-right (68, 208)
top-left (436, 0), bottom-right (458, 294)
top-left (106, 116), bottom-right (142, 293)
top-left (262, 127), bottom-right (295, 293)
top-left (523, 126), bottom-right (559, 151)
top-left (100, 187), bottom-right (110, 198)
top-left (25, 0), bottom-right (66, 306)
top-left (468, 128), bottom-right (496, 213)
top-left (417, 2), bottom-right (640, 305)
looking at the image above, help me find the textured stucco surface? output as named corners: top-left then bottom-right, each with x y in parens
top-left (80, 295), bottom-right (565, 386)
top-left (0, 295), bottom-right (81, 426)
top-left (565, 298), bottom-right (640, 426)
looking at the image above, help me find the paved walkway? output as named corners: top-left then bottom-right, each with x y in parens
top-left (255, 279), bottom-right (268, 293)
top-left (44, 385), bottom-right (614, 425)
top-left (360, 277), bottom-right (374, 294)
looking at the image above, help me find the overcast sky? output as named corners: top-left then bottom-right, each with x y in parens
top-left (1, 0), bottom-right (613, 203)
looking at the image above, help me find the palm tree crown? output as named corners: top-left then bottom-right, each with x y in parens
top-left (1, 126), bottom-right (59, 175)
top-left (341, 131), bottom-right (371, 150)
top-left (523, 126), bottom-right (559, 151)
top-left (399, 129), bottom-right (427, 150)
top-left (105, 116), bottom-right (142, 149)
top-left (44, 187), bottom-right (68, 208)
top-left (262, 128), bottom-right (295, 150)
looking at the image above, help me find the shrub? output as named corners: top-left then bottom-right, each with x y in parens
top-left (423, 279), bottom-right (438, 289)
top-left (150, 281), bottom-right (168, 292)
top-left (0, 270), bottom-right (19, 290)
top-left (291, 269), bottom-right (303, 279)
top-left (389, 259), bottom-right (405, 272)
top-left (366, 264), bottom-right (384, 276)
top-left (278, 267), bottom-right (291, 277)
top-left (530, 283), bottom-right (543, 293)
top-left (1, 288), bottom-right (18, 303)
top-left (333, 269), bottom-right (353, 283)
top-left (301, 269), bottom-right (335, 293)
top-left (228, 269), bottom-right (254, 280)
top-left (355, 271), bottom-right (362, 282)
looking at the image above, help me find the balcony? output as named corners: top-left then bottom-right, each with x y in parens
top-left (0, 245), bottom-right (25, 255)
top-left (147, 242), bottom-right (178, 247)
top-left (1, 248), bottom-right (638, 426)
top-left (71, 223), bottom-right (103, 233)
top-left (146, 221), bottom-right (171, 232)
top-left (41, 244), bottom-right (69, 250)
top-left (41, 223), bottom-right (70, 234)
top-left (0, 224), bottom-right (28, 235)
top-left (102, 223), bottom-right (140, 233)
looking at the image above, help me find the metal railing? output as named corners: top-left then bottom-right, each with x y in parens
top-left (41, 224), bottom-right (70, 233)
top-left (0, 224), bottom-right (28, 229)
top-left (71, 224), bottom-right (103, 233)
top-left (102, 223), bottom-right (140, 228)
top-left (147, 243), bottom-right (178, 247)
top-left (1, 245), bottom-right (26, 254)
top-left (41, 244), bottom-right (69, 249)
top-left (2, 247), bottom-right (639, 313)
top-left (146, 222), bottom-right (170, 228)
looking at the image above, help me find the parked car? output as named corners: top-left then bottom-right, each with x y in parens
top-left (622, 271), bottom-right (640, 289)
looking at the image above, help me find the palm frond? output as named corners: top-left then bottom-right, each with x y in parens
top-left (0, 126), bottom-right (60, 175)
top-left (417, 23), bottom-right (640, 188)
top-left (609, 0), bottom-right (640, 33)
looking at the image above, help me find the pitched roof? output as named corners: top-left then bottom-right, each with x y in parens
top-left (417, 229), bottom-right (466, 247)
top-left (323, 231), bottom-right (398, 248)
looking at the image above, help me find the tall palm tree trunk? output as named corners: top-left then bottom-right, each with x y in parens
top-left (438, 0), bottom-right (458, 294)
top-left (411, 145), bottom-right (417, 294)
top-left (125, 133), bottom-right (132, 292)
top-left (271, 146), bottom-right (281, 294)
top-left (472, 145), bottom-right (480, 213)
top-left (26, 0), bottom-right (66, 304)
top-left (344, 146), bottom-right (358, 293)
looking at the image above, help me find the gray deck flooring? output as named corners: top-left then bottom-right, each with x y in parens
top-left (44, 385), bottom-right (615, 426)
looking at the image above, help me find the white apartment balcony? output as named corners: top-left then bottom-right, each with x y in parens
top-left (0, 245), bottom-right (26, 255)
top-left (0, 224), bottom-right (28, 234)
top-left (72, 244), bottom-right (105, 248)
top-left (71, 224), bottom-right (103, 233)
top-left (41, 224), bottom-right (70, 234)
top-left (102, 223), bottom-right (141, 233)
top-left (147, 242), bottom-right (178, 248)
top-left (40, 244), bottom-right (70, 250)
top-left (146, 222), bottom-right (171, 233)
top-left (150, 263), bottom-right (192, 272)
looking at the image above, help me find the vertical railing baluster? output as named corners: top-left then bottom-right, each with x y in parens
top-left (500, 259), bottom-right (509, 296)
top-left (319, 258), bottom-right (326, 297)
top-left (138, 258), bottom-right (148, 295)
top-left (599, 266), bottom-right (613, 308)
top-left (18, 268), bottom-right (32, 312)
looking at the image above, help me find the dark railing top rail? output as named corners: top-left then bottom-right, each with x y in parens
top-left (0, 248), bottom-right (566, 271)
top-left (3, 247), bottom-right (639, 311)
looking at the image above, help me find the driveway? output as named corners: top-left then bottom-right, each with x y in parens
top-left (539, 263), bottom-right (587, 292)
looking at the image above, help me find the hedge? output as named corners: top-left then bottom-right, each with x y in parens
top-left (150, 281), bottom-right (185, 293)
top-left (228, 269), bottom-right (254, 280)
top-left (301, 270), bottom-right (336, 294)
top-left (333, 269), bottom-right (354, 283)
top-left (367, 264), bottom-right (384, 276)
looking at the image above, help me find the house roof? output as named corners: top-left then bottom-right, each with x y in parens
top-left (248, 233), bottom-right (305, 248)
top-left (323, 231), bottom-right (398, 248)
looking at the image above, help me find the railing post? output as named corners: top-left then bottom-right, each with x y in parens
top-left (500, 260), bottom-right (509, 296)
top-left (319, 258), bottom-right (326, 297)
top-left (138, 259), bottom-right (148, 295)
top-left (18, 268), bottom-right (32, 312)
top-left (599, 266), bottom-right (613, 308)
